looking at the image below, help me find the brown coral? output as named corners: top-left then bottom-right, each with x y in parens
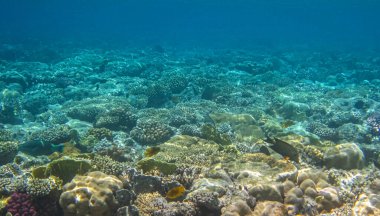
top-left (59, 171), bottom-right (123, 216)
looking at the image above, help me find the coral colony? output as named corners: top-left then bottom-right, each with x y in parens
top-left (1, 46), bottom-right (380, 216)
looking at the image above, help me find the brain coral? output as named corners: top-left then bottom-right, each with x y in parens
top-left (59, 171), bottom-right (123, 216)
top-left (323, 143), bottom-right (365, 170)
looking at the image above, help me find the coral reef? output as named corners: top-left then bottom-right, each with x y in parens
top-left (91, 155), bottom-right (129, 176)
top-left (367, 112), bottom-right (380, 138)
top-left (323, 143), bottom-right (365, 170)
top-left (26, 177), bottom-right (61, 197)
top-left (59, 171), bottom-right (123, 216)
top-left (32, 157), bottom-right (91, 183)
top-left (0, 141), bottom-right (18, 165)
top-left (1, 45), bottom-right (380, 216)
top-left (94, 108), bottom-right (137, 131)
top-left (5, 192), bottom-right (37, 216)
top-left (21, 125), bottom-right (77, 155)
top-left (352, 177), bottom-right (380, 215)
top-left (130, 120), bottom-right (174, 145)
top-left (134, 192), bottom-right (166, 215)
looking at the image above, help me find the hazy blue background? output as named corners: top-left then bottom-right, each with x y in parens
top-left (0, 0), bottom-right (379, 49)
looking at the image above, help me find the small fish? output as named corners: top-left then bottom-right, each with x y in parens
top-left (144, 146), bottom-right (161, 157)
top-left (166, 185), bottom-right (186, 200)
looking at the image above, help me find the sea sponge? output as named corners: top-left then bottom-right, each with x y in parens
top-left (323, 143), bottom-right (365, 170)
top-left (59, 171), bottom-right (123, 216)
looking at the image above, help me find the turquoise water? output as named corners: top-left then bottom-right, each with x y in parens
top-left (0, 1), bottom-right (380, 216)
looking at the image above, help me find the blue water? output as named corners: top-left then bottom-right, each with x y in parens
top-left (1, 0), bottom-right (379, 49)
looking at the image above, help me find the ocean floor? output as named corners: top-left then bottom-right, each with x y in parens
top-left (1, 45), bottom-right (380, 216)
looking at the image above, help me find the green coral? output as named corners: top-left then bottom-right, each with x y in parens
top-left (32, 157), bottom-right (91, 183)
top-left (137, 158), bottom-right (177, 175)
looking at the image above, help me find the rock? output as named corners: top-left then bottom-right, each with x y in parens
top-left (116, 189), bottom-right (136, 206)
top-left (116, 205), bottom-right (139, 216)
top-left (132, 174), bottom-right (164, 195)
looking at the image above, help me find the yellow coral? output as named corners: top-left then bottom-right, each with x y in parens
top-left (59, 171), bottom-right (123, 216)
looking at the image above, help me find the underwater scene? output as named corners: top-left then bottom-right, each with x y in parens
top-left (1, 0), bottom-right (380, 216)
